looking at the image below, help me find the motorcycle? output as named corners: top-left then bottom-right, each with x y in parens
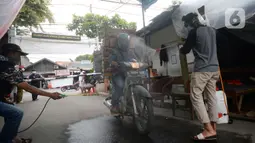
top-left (103, 61), bottom-right (154, 135)
top-left (60, 82), bottom-right (79, 92)
top-left (85, 73), bottom-right (103, 85)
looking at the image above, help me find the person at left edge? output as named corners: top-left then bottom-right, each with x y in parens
top-left (0, 43), bottom-right (63, 143)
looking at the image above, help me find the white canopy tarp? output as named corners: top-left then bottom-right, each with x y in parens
top-left (0, 0), bottom-right (26, 39)
top-left (172, 0), bottom-right (255, 38)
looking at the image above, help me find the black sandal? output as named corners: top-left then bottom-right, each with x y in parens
top-left (192, 133), bottom-right (217, 141)
top-left (21, 138), bottom-right (32, 143)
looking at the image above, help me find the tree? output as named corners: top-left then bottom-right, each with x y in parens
top-left (110, 14), bottom-right (136, 29)
top-left (75, 54), bottom-right (93, 62)
top-left (67, 13), bottom-right (109, 39)
top-left (13, 0), bottom-right (54, 35)
top-left (67, 13), bottom-right (137, 39)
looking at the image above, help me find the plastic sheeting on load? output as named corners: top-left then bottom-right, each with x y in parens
top-left (130, 36), bottom-right (156, 65)
top-left (0, 0), bottom-right (26, 39)
top-left (93, 50), bottom-right (102, 72)
top-left (172, 0), bottom-right (255, 38)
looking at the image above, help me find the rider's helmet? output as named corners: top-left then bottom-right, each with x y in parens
top-left (117, 33), bottom-right (130, 52)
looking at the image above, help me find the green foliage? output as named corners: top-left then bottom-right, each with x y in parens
top-left (13, 0), bottom-right (54, 34)
top-left (110, 14), bottom-right (136, 29)
top-left (89, 68), bottom-right (94, 73)
top-left (75, 54), bottom-right (93, 62)
top-left (67, 13), bottom-right (137, 38)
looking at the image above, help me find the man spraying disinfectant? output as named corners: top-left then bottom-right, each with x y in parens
top-left (0, 43), bottom-right (63, 143)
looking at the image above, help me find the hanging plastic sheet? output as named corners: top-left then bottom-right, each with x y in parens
top-left (171, 0), bottom-right (255, 38)
top-left (0, 0), bottom-right (26, 39)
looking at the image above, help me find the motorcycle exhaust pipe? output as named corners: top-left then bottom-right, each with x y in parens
top-left (103, 97), bottom-right (112, 109)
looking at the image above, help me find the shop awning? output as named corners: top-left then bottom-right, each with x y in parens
top-left (0, 0), bottom-right (26, 39)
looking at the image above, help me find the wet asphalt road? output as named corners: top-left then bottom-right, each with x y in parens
top-left (66, 115), bottom-right (252, 143)
top-left (1, 90), bottom-right (252, 143)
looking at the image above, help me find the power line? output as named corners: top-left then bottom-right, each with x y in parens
top-left (49, 4), bottom-right (155, 18)
top-left (100, 0), bottom-right (140, 6)
top-left (102, 0), bottom-right (147, 26)
top-left (49, 3), bottom-right (167, 11)
top-left (40, 23), bottom-right (69, 25)
top-left (99, 0), bottom-right (168, 10)
top-left (106, 0), bottom-right (132, 15)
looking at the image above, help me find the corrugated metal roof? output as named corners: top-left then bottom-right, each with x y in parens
top-left (136, 5), bottom-right (179, 36)
top-left (25, 58), bottom-right (67, 70)
top-left (67, 61), bottom-right (93, 70)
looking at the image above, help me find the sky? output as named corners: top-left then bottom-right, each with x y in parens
top-left (26, 0), bottom-right (174, 63)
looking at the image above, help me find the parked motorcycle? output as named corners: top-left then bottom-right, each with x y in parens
top-left (104, 61), bottom-right (154, 135)
top-left (85, 73), bottom-right (103, 85)
top-left (61, 82), bottom-right (79, 92)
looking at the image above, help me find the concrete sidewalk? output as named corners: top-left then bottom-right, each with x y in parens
top-left (154, 107), bottom-right (254, 141)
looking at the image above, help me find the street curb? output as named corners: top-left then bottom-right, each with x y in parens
top-left (154, 107), bottom-right (255, 141)
top-left (98, 92), bottom-right (110, 96)
top-left (153, 107), bottom-right (200, 125)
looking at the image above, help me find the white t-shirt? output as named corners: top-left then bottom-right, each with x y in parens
top-left (79, 71), bottom-right (85, 83)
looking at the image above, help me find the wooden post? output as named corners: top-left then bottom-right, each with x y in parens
top-left (179, 52), bottom-right (189, 93)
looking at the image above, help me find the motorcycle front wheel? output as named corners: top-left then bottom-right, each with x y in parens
top-left (132, 85), bottom-right (154, 135)
top-left (61, 87), bottom-right (67, 92)
top-left (75, 86), bottom-right (80, 91)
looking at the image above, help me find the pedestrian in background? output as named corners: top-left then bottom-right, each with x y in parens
top-left (28, 69), bottom-right (44, 101)
top-left (180, 13), bottom-right (220, 141)
top-left (16, 65), bottom-right (25, 103)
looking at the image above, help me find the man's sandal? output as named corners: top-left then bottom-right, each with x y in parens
top-left (21, 138), bottom-right (32, 143)
top-left (192, 133), bottom-right (217, 141)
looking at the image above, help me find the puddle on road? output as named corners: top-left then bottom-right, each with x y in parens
top-left (66, 115), bottom-right (153, 143)
top-left (65, 116), bottom-right (252, 143)
top-left (66, 116), bottom-right (122, 143)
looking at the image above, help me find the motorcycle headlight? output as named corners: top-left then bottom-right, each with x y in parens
top-left (130, 62), bottom-right (140, 69)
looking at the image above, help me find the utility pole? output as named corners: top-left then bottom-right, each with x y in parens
top-left (89, 4), bottom-right (100, 50)
top-left (141, 0), bottom-right (145, 27)
top-left (90, 4), bottom-right (93, 13)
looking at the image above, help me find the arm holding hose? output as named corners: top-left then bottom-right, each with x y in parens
top-left (0, 67), bottom-right (62, 100)
top-left (17, 82), bottom-right (61, 100)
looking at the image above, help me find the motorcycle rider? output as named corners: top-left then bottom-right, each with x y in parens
top-left (109, 33), bottom-right (136, 114)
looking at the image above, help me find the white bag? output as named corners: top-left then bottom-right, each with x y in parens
top-left (216, 90), bottom-right (229, 124)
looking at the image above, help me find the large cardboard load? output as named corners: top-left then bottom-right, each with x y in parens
top-left (93, 50), bottom-right (102, 73)
top-left (101, 26), bottom-right (136, 78)
top-left (100, 26), bottom-right (136, 92)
